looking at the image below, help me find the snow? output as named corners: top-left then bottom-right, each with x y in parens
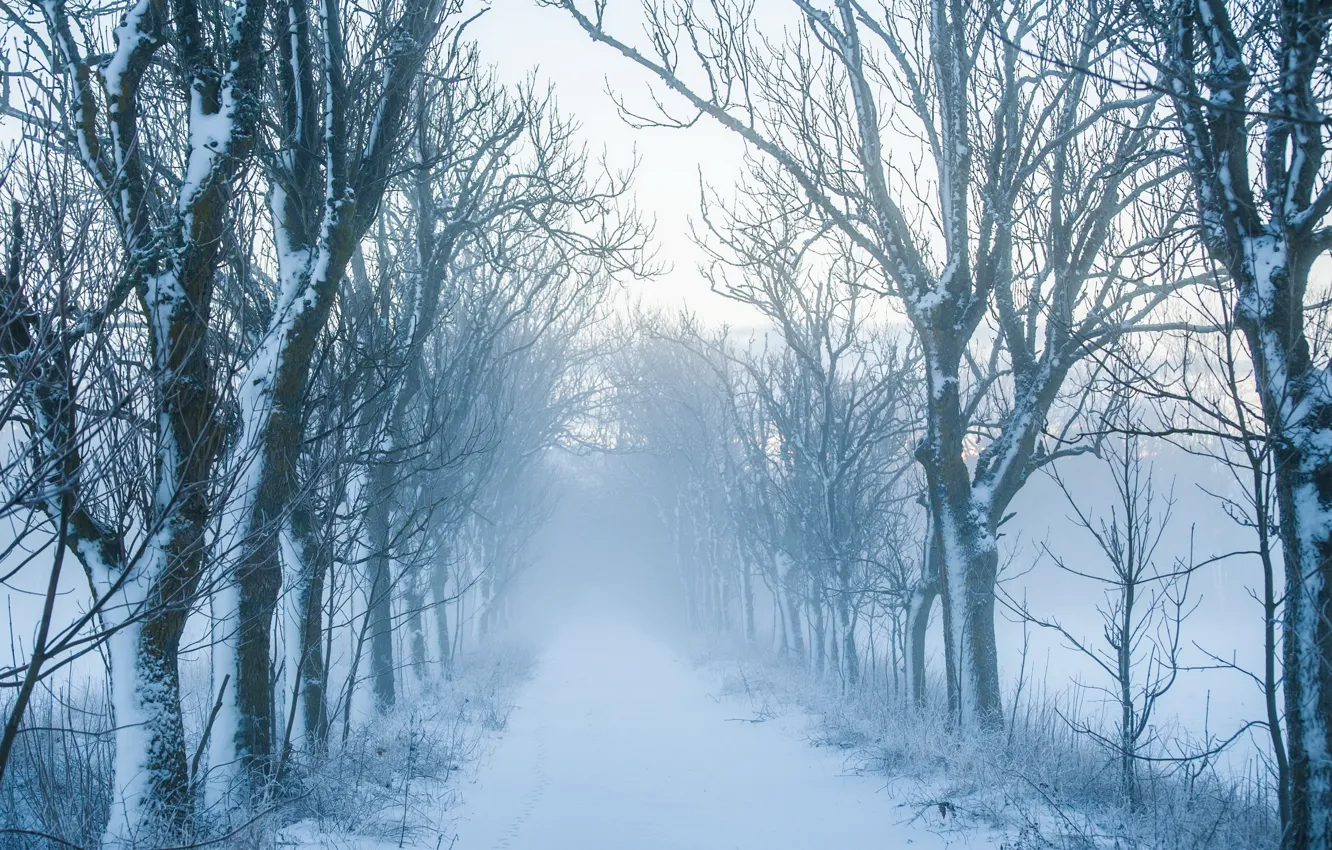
top-left (279, 524), bottom-right (307, 745)
top-left (1238, 235), bottom-right (1285, 325)
top-left (101, 618), bottom-right (148, 849)
top-left (98, 0), bottom-right (154, 217)
top-left (203, 580), bottom-right (240, 809)
top-left (449, 621), bottom-right (985, 849)
top-left (101, 0), bottom-right (152, 100)
top-left (227, 178), bottom-right (325, 523)
top-left (1291, 478), bottom-right (1332, 824)
top-left (89, 519), bottom-right (159, 847)
top-left (180, 86), bottom-right (235, 215)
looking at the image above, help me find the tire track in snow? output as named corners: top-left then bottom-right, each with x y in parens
top-left (491, 723), bottom-right (548, 849)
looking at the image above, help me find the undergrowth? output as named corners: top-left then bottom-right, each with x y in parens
top-left (274, 645), bottom-right (532, 849)
top-left (0, 644), bottom-right (533, 850)
top-left (702, 644), bottom-right (1278, 850)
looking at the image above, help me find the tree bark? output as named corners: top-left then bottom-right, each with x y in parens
top-left (918, 350), bottom-right (1005, 728)
top-left (365, 460), bottom-right (397, 709)
top-left (906, 581), bottom-right (938, 708)
top-left (291, 502), bottom-right (328, 751)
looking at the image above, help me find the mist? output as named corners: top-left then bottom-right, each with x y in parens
top-left (0, 0), bottom-right (1327, 848)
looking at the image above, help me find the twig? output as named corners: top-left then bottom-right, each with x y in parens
top-left (190, 673), bottom-right (230, 786)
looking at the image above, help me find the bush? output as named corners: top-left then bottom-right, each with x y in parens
top-left (0, 679), bottom-right (113, 850)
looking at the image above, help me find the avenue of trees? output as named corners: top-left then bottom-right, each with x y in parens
top-left (0, 0), bottom-right (1328, 847)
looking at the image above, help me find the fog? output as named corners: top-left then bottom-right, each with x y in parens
top-left (500, 442), bottom-right (1270, 753)
top-left (0, 0), bottom-right (1322, 847)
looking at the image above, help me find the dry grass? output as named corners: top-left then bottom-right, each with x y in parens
top-left (0, 645), bottom-right (533, 850)
top-left (707, 645), bottom-right (1279, 850)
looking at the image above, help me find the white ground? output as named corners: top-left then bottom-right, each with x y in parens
top-left (449, 622), bottom-right (996, 849)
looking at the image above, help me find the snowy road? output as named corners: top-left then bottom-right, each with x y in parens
top-left (450, 623), bottom-right (981, 849)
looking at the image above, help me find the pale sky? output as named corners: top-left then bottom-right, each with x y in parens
top-left (471, 0), bottom-right (766, 327)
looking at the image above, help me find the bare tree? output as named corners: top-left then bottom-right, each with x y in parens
top-left (1008, 430), bottom-right (1196, 809)
top-left (699, 214), bottom-right (921, 685)
top-left (1146, 0), bottom-right (1332, 842)
top-left (352, 66), bottom-right (644, 710)
top-left (552, 0), bottom-right (1183, 727)
top-left (207, 0), bottom-right (454, 804)
top-left (1, 0), bottom-right (267, 839)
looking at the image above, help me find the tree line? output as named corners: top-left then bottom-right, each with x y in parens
top-left (573, 0), bottom-right (1332, 847)
top-left (0, 0), bottom-right (644, 845)
top-left (1, 0), bottom-right (1330, 847)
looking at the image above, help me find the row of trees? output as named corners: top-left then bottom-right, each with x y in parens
top-left (572, 0), bottom-right (1332, 845)
top-left (0, 0), bottom-right (641, 845)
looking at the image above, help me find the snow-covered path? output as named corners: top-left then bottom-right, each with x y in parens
top-left (450, 623), bottom-right (977, 849)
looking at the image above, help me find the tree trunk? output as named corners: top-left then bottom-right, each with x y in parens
top-left (906, 582), bottom-right (937, 708)
top-left (1115, 567), bottom-right (1137, 809)
top-left (103, 613), bottom-right (192, 847)
top-left (1219, 243), bottom-right (1332, 848)
top-left (1270, 441), bottom-right (1332, 850)
top-left (944, 528), bottom-right (1002, 728)
top-left (405, 572), bottom-right (429, 674)
top-left (828, 605), bottom-right (840, 681)
top-left (1232, 255), bottom-right (1332, 847)
top-left (784, 569), bottom-right (805, 662)
top-left (927, 455), bottom-right (1001, 730)
top-left (811, 592), bottom-right (827, 676)
top-left (292, 503), bottom-right (329, 751)
top-left (432, 559), bottom-right (452, 673)
top-left (920, 378), bottom-right (1004, 728)
top-left (907, 518), bottom-right (943, 708)
top-left (235, 497), bottom-right (286, 785)
top-left (839, 595), bottom-right (859, 689)
top-left (365, 460), bottom-right (397, 709)
top-left (1254, 461), bottom-right (1290, 829)
top-left (741, 555), bottom-right (755, 643)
